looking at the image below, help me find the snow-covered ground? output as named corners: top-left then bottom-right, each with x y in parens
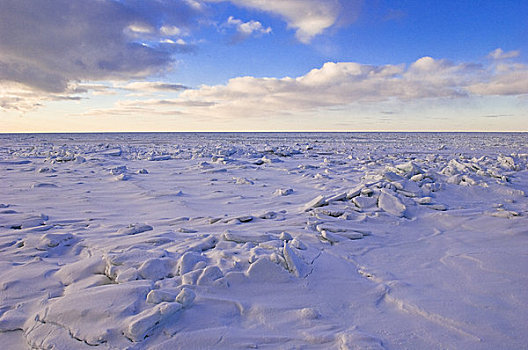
top-left (0, 132), bottom-right (527, 349)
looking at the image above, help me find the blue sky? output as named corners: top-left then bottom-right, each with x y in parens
top-left (1, 0), bottom-right (527, 132)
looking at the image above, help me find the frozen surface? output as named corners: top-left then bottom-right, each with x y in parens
top-left (0, 132), bottom-right (527, 349)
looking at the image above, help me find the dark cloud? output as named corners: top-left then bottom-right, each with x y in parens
top-left (0, 0), bottom-right (200, 93)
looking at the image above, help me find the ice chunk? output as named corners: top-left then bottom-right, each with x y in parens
top-left (353, 196), bottom-right (377, 209)
top-left (175, 288), bottom-right (196, 308)
top-left (246, 257), bottom-right (289, 281)
top-left (222, 230), bottom-right (271, 243)
top-left (410, 173), bottom-right (424, 182)
top-left (36, 232), bottom-right (74, 250)
top-left (146, 289), bottom-right (178, 304)
top-left (316, 223), bottom-right (348, 233)
top-left (325, 192), bottom-right (347, 204)
top-left (448, 159), bottom-right (468, 173)
top-left (346, 185), bottom-right (363, 199)
top-left (279, 231), bottom-right (293, 241)
top-left (274, 188), bottom-right (293, 196)
top-left (116, 267), bottom-right (139, 283)
top-left (109, 165), bottom-right (127, 175)
top-left (414, 197), bottom-right (433, 205)
top-left (138, 258), bottom-right (173, 281)
top-left (498, 156), bottom-right (517, 170)
top-left (197, 266), bottom-right (223, 285)
top-left (291, 238), bottom-right (307, 250)
top-left (54, 255), bottom-right (105, 285)
top-left (126, 302), bottom-right (182, 341)
top-left (188, 235), bottom-right (217, 252)
top-left (177, 252), bottom-right (206, 275)
top-left (303, 195), bottom-right (326, 211)
top-left (378, 190), bottom-right (406, 217)
top-left (237, 215), bottom-right (254, 223)
top-left (321, 230), bottom-right (342, 243)
top-left (117, 223), bottom-right (153, 235)
top-left (337, 330), bottom-right (384, 350)
top-left (258, 211), bottom-right (277, 219)
top-left (234, 177), bottom-right (254, 185)
top-left (182, 269), bottom-right (203, 285)
top-left (283, 243), bottom-right (310, 278)
top-left (28, 281), bottom-right (151, 345)
top-left (115, 173), bottom-right (130, 181)
top-left (396, 161), bottom-right (423, 176)
top-left (384, 171), bottom-right (404, 182)
top-left (299, 307), bottom-right (320, 320)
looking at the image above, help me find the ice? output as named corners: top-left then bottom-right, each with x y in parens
top-left (222, 230), bottom-right (272, 243)
top-left (175, 287), bottom-right (196, 308)
top-left (177, 252), bottom-right (206, 275)
top-left (279, 231), bottom-right (293, 241)
top-left (197, 266), bottom-right (223, 285)
top-left (321, 229), bottom-right (342, 243)
top-left (274, 188), bottom-right (293, 196)
top-left (325, 191), bottom-right (347, 204)
top-left (303, 194), bottom-right (326, 211)
top-left (138, 258), bottom-right (174, 280)
top-left (146, 289), bottom-right (178, 304)
top-left (353, 196), bottom-right (378, 209)
top-left (117, 223), bottom-right (153, 235)
top-left (283, 243), bottom-right (310, 277)
top-left (126, 301), bottom-right (182, 341)
top-left (187, 234), bottom-right (217, 252)
top-left (346, 185), bottom-right (363, 199)
top-left (377, 189), bottom-right (407, 217)
top-left (1, 132), bottom-right (527, 349)
top-left (246, 257), bottom-right (289, 281)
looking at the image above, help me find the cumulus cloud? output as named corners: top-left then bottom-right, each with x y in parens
top-left (468, 63), bottom-right (528, 96)
top-left (0, 0), bottom-right (200, 94)
top-left (226, 16), bottom-right (271, 40)
top-left (207, 0), bottom-right (361, 43)
top-left (124, 51), bottom-right (525, 119)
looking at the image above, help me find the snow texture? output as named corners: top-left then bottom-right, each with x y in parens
top-left (0, 132), bottom-right (527, 349)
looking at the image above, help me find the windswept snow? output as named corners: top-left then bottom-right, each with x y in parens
top-left (0, 132), bottom-right (527, 349)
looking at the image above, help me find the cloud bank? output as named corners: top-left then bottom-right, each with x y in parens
top-left (74, 50), bottom-right (527, 123)
top-left (168, 54), bottom-right (528, 118)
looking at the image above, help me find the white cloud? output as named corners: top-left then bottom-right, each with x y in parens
top-left (126, 23), bottom-right (155, 35)
top-left (207, 0), bottom-right (360, 43)
top-left (226, 16), bottom-right (271, 38)
top-left (468, 64), bottom-right (528, 96)
top-left (65, 51), bottom-right (526, 131)
top-left (488, 48), bottom-right (520, 60)
top-left (142, 54), bottom-right (527, 119)
top-left (160, 25), bottom-right (182, 36)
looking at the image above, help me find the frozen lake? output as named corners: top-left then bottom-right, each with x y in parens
top-left (1, 132), bottom-right (527, 349)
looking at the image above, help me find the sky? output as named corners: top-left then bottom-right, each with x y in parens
top-left (1, 0), bottom-right (527, 132)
